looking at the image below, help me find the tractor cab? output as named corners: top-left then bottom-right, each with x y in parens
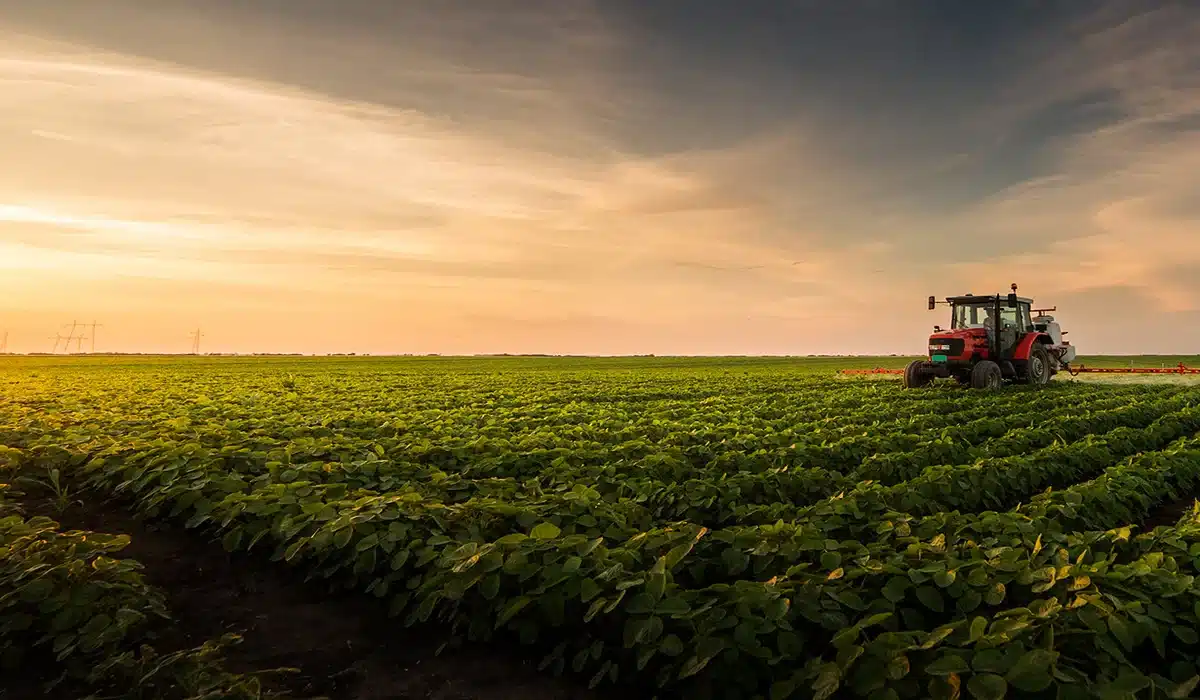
top-left (906, 284), bottom-right (1072, 389)
top-left (945, 293), bottom-right (1035, 358)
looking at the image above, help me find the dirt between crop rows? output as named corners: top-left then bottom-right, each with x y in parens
top-left (1141, 495), bottom-right (1200, 532)
top-left (11, 493), bottom-right (616, 700)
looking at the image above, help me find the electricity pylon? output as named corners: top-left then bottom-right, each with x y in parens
top-left (189, 328), bottom-right (204, 355)
top-left (87, 321), bottom-right (103, 353)
top-left (61, 321), bottom-right (79, 353)
top-left (0, 331), bottom-right (8, 354)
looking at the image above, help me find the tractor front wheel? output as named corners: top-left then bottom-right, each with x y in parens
top-left (903, 360), bottom-right (933, 388)
top-left (971, 361), bottom-right (1003, 390)
top-left (1025, 344), bottom-right (1052, 385)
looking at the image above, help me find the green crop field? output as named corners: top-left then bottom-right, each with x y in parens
top-left (3, 355), bottom-right (1200, 699)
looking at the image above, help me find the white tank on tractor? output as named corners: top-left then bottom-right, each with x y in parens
top-left (1032, 312), bottom-right (1077, 367)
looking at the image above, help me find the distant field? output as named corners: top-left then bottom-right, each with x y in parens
top-left (3, 355), bottom-right (1200, 698)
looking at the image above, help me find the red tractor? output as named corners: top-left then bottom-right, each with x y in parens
top-left (904, 284), bottom-right (1077, 389)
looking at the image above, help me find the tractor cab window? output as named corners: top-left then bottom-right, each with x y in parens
top-left (999, 306), bottom-right (1019, 330)
top-left (952, 303), bottom-right (992, 329)
top-left (999, 303), bottom-right (1034, 332)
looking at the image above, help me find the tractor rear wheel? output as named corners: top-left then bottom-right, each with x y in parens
top-left (970, 361), bottom-right (1002, 390)
top-left (904, 360), bottom-right (933, 388)
top-left (1025, 344), bottom-right (1052, 385)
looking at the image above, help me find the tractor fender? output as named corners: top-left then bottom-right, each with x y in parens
top-left (1012, 332), bottom-right (1051, 361)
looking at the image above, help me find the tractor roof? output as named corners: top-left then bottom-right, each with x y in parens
top-left (946, 294), bottom-right (1034, 305)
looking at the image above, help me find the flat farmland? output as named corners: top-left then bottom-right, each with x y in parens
top-left (3, 356), bottom-right (1200, 700)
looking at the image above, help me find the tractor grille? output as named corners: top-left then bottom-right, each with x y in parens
top-left (930, 338), bottom-right (965, 356)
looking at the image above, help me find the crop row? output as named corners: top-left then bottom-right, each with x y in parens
top-left (848, 394), bottom-right (1174, 485)
top-left (10, 390), bottom-right (1174, 541)
top-left (0, 450), bottom-right (292, 699)
top-left (4, 417), bottom-right (1185, 698)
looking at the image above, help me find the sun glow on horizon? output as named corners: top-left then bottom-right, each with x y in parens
top-left (1, 2), bottom-right (1199, 355)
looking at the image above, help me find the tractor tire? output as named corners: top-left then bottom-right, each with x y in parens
top-left (903, 360), bottom-right (933, 388)
top-left (1025, 343), bottom-right (1052, 386)
top-left (970, 361), bottom-right (1003, 390)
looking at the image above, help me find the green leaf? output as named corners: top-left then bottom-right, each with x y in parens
top-left (283, 539), bottom-right (304, 562)
top-left (836, 644), bottom-right (864, 670)
top-left (665, 542), bottom-right (695, 569)
top-left (832, 626), bottom-right (859, 649)
top-left (811, 662), bottom-right (841, 700)
top-left (1106, 668), bottom-right (1150, 695)
top-left (882, 576), bottom-right (909, 603)
top-left (1168, 675), bottom-right (1200, 698)
top-left (926, 653), bottom-right (970, 675)
top-left (1005, 649), bottom-right (1056, 693)
top-left (19, 579), bottom-right (55, 603)
top-left (886, 655), bottom-right (910, 680)
top-left (1077, 605), bottom-right (1107, 635)
top-left (659, 634), bottom-right (685, 657)
top-left (969, 616), bottom-right (988, 642)
top-left (646, 572), bottom-right (666, 601)
top-left (1108, 615), bottom-right (1135, 652)
top-left (580, 578), bottom-right (603, 603)
top-left (821, 551), bottom-right (842, 571)
top-left (584, 597), bottom-right (607, 622)
top-left (531, 523), bottom-right (562, 540)
top-left (678, 639), bottom-right (726, 680)
top-left (916, 586), bottom-right (945, 613)
top-left (623, 618), bottom-right (648, 648)
top-left (657, 596), bottom-right (691, 616)
top-left (933, 570), bottom-right (956, 588)
top-left (625, 593), bottom-right (655, 615)
top-left (967, 673), bottom-right (1007, 700)
top-left (971, 649), bottom-right (1008, 674)
top-left (1174, 626), bottom-right (1199, 645)
top-left (222, 528), bottom-right (244, 552)
top-left (495, 596), bottom-right (532, 628)
top-left (928, 674), bottom-right (962, 700)
top-left (957, 589), bottom-right (982, 614)
top-left (495, 533), bottom-right (528, 545)
top-left (480, 574), bottom-right (501, 600)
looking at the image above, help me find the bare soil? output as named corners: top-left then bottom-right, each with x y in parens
top-left (8, 493), bottom-right (617, 700)
top-left (1141, 495), bottom-right (1200, 532)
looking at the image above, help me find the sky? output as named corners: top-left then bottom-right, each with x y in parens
top-left (0, 0), bottom-right (1198, 355)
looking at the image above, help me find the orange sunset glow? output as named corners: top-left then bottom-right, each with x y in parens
top-left (1, 1), bottom-right (1199, 355)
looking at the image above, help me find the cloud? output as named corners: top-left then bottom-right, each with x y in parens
top-left (0, 28), bottom-right (886, 353)
top-left (0, 2), bottom-right (1196, 354)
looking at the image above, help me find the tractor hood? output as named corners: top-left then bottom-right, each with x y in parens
top-left (929, 328), bottom-right (986, 341)
top-left (927, 328), bottom-right (988, 361)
